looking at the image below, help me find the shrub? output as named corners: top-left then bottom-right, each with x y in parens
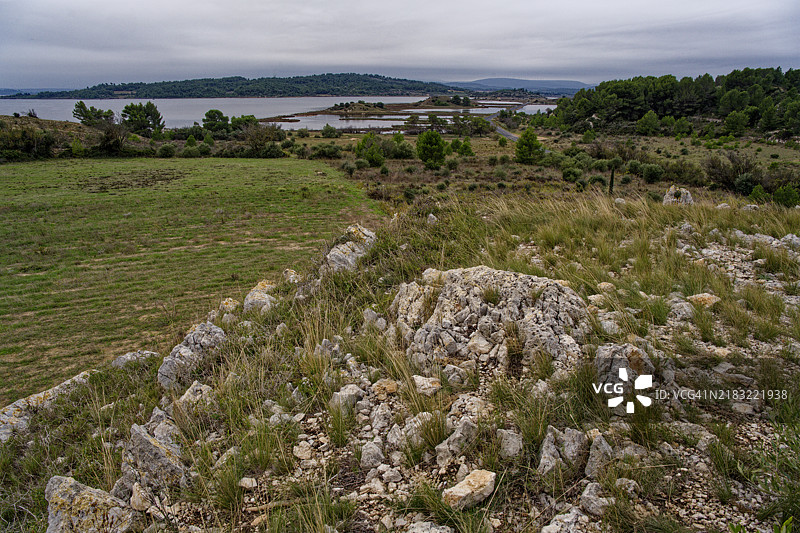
top-left (488, 156), bottom-right (498, 166)
top-left (457, 138), bottom-right (474, 157)
top-left (515, 127), bottom-right (545, 164)
top-left (749, 184), bottom-right (772, 203)
top-left (562, 167), bottom-right (582, 182)
top-left (641, 163), bottom-right (664, 183)
top-left (627, 159), bottom-right (642, 175)
top-left (157, 143), bottom-right (177, 158)
top-left (203, 133), bottom-right (214, 145)
top-left (185, 135), bottom-right (197, 147)
top-left (355, 158), bottom-right (369, 170)
top-left (297, 128), bottom-right (310, 138)
top-left (445, 159), bottom-right (458, 171)
top-left (321, 124), bottom-right (340, 138)
top-left (181, 146), bottom-right (201, 158)
top-left (774, 185), bottom-right (800, 207)
top-left (310, 143), bottom-right (342, 159)
top-left (735, 173), bottom-right (758, 196)
top-left (197, 143), bottom-right (211, 156)
top-left (498, 137), bottom-right (507, 147)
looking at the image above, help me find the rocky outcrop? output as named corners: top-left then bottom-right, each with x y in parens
top-left (390, 266), bottom-right (589, 375)
top-left (156, 322), bottom-right (225, 392)
top-left (1, 370), bottom-right (95, 443)
top-left (45, 476), bottom-right (143, 533)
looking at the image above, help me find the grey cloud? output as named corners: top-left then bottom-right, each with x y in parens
top-left (0, 0), bottom-right (797, 87)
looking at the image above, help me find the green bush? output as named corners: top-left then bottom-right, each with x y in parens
top-left (641, 163), bottom-right (665, 183)
top-left (562, 167), bottom-right (582, 182)
top-left (297, 128), bottom-right (310, 138)
top-left (310, 143), bottom-right (341, 159)
top-left (185, 135), bottom-right (197, 147)
top-left (157, 143), bottom-right (177, 158)
top-left (416, 130), bottom-right (446, 167)
top-left (749, 184), bottom-right (772, 203)
top-left (627, 159), bottom-right (642, 175)
top-left (181, 146), bottom-right (201, 158)
top-left (197, 143), bottom-right (211, 156)
top-left (774, 185), bottom-right (800, 207)
top-left (321, 124), bottom-right (340, 138)
top-left (355, 159), bottom-right (369, 170)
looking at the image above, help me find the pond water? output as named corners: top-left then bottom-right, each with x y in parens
top-left (277, 114), bottom-right (410, 130)
top-left (520, 104), bottom-right (556, 114)
top-left (0, 96), bottom-right (424, 128)
top-left (402, 107), bottom-right (506, 114)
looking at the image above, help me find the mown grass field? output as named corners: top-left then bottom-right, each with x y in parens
top-left (0, 157), bottom-right (378, 404)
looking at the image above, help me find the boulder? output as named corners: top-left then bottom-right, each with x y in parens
top-left (662, 185), bottom-right (694, 205)
top-left (580, 482), bottom-right (614, 517)
top-left (243, 281), bottom-right (277, 314)
top-left (45, 476), bottom-right (143, 533)
top-left (157, 322), bottom-right (225, 392)
top-left (324, 224), bottom-right (377, 272)
top-left (585, 434), bottom-right (614, 479)
top-left (413, 375), bottom-right (442, 397)
top-left (111, 350), bottom-right (159, 369)
top-left (497, 428), bottom-right (524, 459)
top-left (435, 417), bottom-right (477, 467)
top-left (360, 441), bottom-right (385, 469)
top-left (442, 470), bottom-right (496, 510)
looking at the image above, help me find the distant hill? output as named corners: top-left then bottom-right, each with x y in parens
top-left (0, 88), bottom-right (73, 96)
top-left (2, 74), bottom-right (455, 99)
top-left (447, 78), bottom-right (593, 96)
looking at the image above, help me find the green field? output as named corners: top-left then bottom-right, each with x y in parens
top-left (0, 158), bottom-right (377, 404)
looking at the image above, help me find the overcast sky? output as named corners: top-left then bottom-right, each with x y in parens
top-left (1, 0), bottom-right (798, 89)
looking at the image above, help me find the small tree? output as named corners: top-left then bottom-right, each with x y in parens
top-left (515, 127), bottom-right (544, 164)
top-left (202, 109), bottom-right (229, 132)
top-left (636, 110), bottom-right (660, 135)
top-left (458, 138), bottom-right (474, 157)
top-left (72, 101), bottom-right (114, 127)
top-left (416, 130), bottom-right (446, 167)
top-left (321, 124), bottom-right (340, 138)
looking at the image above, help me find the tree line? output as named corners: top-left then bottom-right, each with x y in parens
top-left (530, 67), bottom-right (800, 138)
top-left (5, 74), bottom-right (455, 99)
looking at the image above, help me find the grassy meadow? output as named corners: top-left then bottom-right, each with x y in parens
top-left (0, 157), bottom-right (378, 404)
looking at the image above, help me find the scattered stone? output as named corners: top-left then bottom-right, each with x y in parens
top-left (716, 203), bottom-right (731, 209)
top-left (412, 375), bottom-right (442, 396)
top-left (687, 293), bottom-right (721, 309)
top-left (497, 429), bottom-right (523, 459)
top-left (283, 269), bottom-right (302, 283)
top-left (540, 506), bottom-right (589, 533)
top-left (293, 441), bottom-right (313, 461)
top-left (585, 434), bottom-right (614, 479)
top-left (111, 350), bottom-right (159, 369)
top-left (427, 213), bottom-right (439, 225)
top-left (360, 442), bottom-right (385, 469)
top-left (597, 282), bottom-right (615, 293)
top-left (238, 477), bottom-right (258, 490)
top-left (129, 482), bottom-right (150, 512)
top-left (219, 297), bottom-right (240, 313)
top-left (436, 417), bottom-right (477, 467)
top-left (329, 384), bottom-right (365, 412)
top-left (442, 470), bottom-right (496, 510)
top-left (742, 204), bottom-right (759, 211)
top-left (580, 482), bottom-right (614, 517)
top-left (407, 522), bottom-right (453, 533)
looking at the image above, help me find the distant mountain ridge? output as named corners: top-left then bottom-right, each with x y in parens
top-left (0, 88), bottom-right (73, 96)
top-left (2, 74), bottom-right (455, 99)
top-left (446, 78), bottom-right (593, 96)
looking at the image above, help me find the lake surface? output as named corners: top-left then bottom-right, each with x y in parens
top-left (279, 114), bottom-right (411, 130)
top-left (0, 96), bottom-right (424, 128)
top-left (520, 104), bottom-right (556, 114)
